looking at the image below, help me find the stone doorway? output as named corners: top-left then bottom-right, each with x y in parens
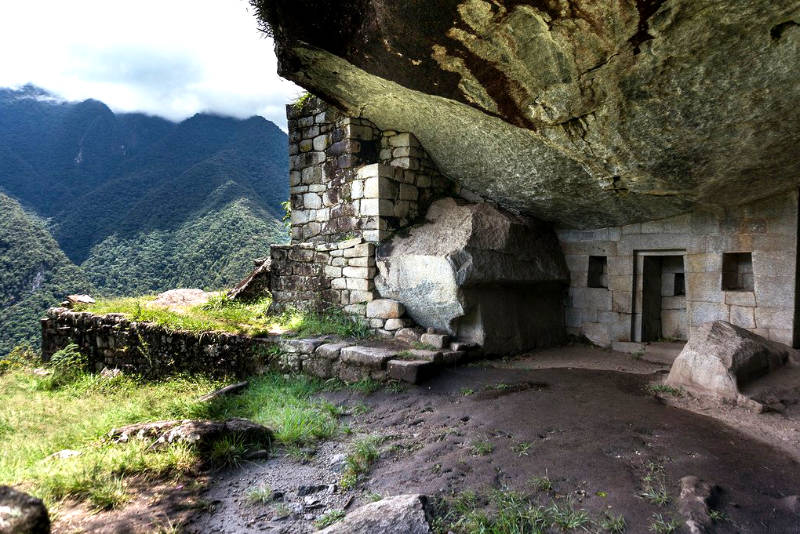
top-left (634, 251), bottom-right (687, 342)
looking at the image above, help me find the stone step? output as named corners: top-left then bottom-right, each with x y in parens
top-left (387, 359), bottom-right (437, 384)
top-left (339, 346), bottom-right (399, 369)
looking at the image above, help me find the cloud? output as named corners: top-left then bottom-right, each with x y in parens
top-left (0, 0), bottom-right (302, 128)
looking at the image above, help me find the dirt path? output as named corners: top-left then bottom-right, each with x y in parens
top-left (64, 348), bottom-right (800, 533)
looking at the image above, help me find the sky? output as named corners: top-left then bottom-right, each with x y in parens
top-left (0, 0), bottom-right (302, 129)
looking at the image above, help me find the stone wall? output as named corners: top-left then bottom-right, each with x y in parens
top-left (558, 191), bottom-right (798, 348)
top-left (269, 237), bottom-right (377, 314)
top-left (287, 97), bottom-right (450, 244)
top-left (41, 308), bottom-right (272, 378)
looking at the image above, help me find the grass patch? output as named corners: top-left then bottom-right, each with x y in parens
top-left (511, 441), bottom-right (531, 457)
top-left (460, 388), bottom-right (474, 397)
top-left (469, 438), bottom-right (494, 456)
top-left (648, 513), bottom-right (680, 533)
top-left (600, 512), bottom-right (626, 533)
top-left (530, 475), bottom-right (553, 492)
top-left (0, 350), bottom-right (345, 510)
top-left (640, 462), bottom-right (671, 506)
top-left (436, 489), bottom-right (595, 534)
top-left (314, 509), bottom-right (345, 528)
top-left (645, 384), bottom-right (683, 397)
top-left (245, 483), bottom-right (273, 505)
top-left (85, 295), bottom-right (371, 339)
top-left (340, 435), bottom-right (382, 490)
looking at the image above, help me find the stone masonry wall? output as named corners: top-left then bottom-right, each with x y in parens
top-left (558, 191), bottom-right (798, 348)
top-left (287, 97), bottom-right (450, 244)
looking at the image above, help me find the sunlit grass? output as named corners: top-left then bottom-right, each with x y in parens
top-left (83, 294), bottom-right (371, 339)
top-left (0, 354), bottom-right (345, 510)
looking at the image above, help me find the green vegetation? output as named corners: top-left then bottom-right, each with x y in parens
top-left (469, 438), bottom-right (494, 456)
top-left (645, 384), bottom-right (683, 397)
top-left (340, 435), bottom-right (383, 490)
top-left (460, 387), bottom-right (475, 396)
top-left (246, 483), bottom-right (273, 505)
top-left (0, 194), bottom-right (93, 356)
top-left (600, 512), bottom-right (627, 533)
top-left (640, 462), bottom-right (671, 506)
top-left (530, 475), bottom-right (553, 493)
top-left (83, 295), bottom-right (373, 340)
top-left (0, 87), bottom-right (291, 354)
top-left (434, 489), bottom-right (601, 534)
top-left (314, 509), bottom-right (345, 529)
top-left (0, 348), bottom-right (348, 510)
top-left (648, 513), bottom-right (680, 533)
top-left (511, 441), bottom-right (531, 457)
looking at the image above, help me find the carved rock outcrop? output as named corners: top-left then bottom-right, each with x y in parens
top-left (254, 0), bottom-right (800, 228)
top-left (376, 198), bottom-right (568, 353)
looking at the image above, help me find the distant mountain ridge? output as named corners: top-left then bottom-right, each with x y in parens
top-left (0, 85), bottom-right (289, 353)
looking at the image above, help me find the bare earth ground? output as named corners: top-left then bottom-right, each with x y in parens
top-left (58, 345), bottom-right (800, 533)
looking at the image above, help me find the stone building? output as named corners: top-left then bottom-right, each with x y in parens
top-left (268, 96), bottom-right (799, 355)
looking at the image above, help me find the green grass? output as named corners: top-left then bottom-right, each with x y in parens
top-left (246, 483), bottom-right (273, 505)
top-left (648, 513), bottom-right (680, 533)
top-left (436, 489), bottom-right (595, 534)
top-left (640, 462), bottom-right (671, 506)
top-left (84, 295), bottom-right (372, 339)
top-left (0, 351), bottom-right (346, 510)
top-left (340, 435), bottom-right (383, 490)
top-left (314, 509), bottom-right (345, 528)
top-left (530, 475), bottom-right (553, 492)
top-left (469, 438), bottom-right (495, 456)
top-left (511, 441), bottom-right (531, 457)
top-left (645, 384), bottom-right (683, 397)
top-left (600, 512), bottom-right (626, 533)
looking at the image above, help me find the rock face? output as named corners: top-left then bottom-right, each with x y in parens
top-left (253, 0), bottom-right (800, 228)
top-left (0, 486), bottom-right (50, 534)
top-left (318, 494), bottom-right (432, 534)
top-left (666, 321), bottom-right (789, 399)
top-left (376, 198), bottom-right (569, 353)
top-left (149, 289), bottom-right (212, 311)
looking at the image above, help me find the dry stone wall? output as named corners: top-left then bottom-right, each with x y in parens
top-left (558, 191), bottom-right (798, 348)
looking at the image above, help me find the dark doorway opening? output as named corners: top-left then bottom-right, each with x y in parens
top-left (637, 253), bottom-right (687, 342)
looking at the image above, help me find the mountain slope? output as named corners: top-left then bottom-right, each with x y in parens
top-left (0, 193), bottom-right (93, 355)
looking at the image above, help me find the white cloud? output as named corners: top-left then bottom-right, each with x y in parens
top-left (0, 0), bottom-right (302, 128)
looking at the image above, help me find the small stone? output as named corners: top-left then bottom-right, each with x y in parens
top-left (383, 318), bottom-right (405, 331)
top-left (0, 485), bottom-right (50, 534)
top-left (395, 328), bottom-right (421, 343)
top-left (48, 449), bottom-right (81, 460)
top-left (420, 333), bottom-right (450, 349)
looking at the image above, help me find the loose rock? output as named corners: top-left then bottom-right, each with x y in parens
top-left (0, 485), bottom-right (50, 534)
top-left (318, 494), bottom-right (431, 533)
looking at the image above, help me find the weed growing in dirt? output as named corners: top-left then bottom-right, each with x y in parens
top-left (546, 500), bottom-right (591, 530)
top-left (709, 509), bottom-right (728, 522)
top-left (435, 489), bottom-right (598, 534)
top-left (530, 475), bottom-right (553, 492)
top-left (411, 342), bottom-right (437, 350)
top-left (208, 435), bottom-right (248, 468)
top-left (366, 491), bottom-right (383, 502)
top-left (385, 380), bottom-right (408, 393)
top-left (347, 377), bottom-right (383, 395)
top-left (511, 441), bottom-right (532, 457)
top-left (460, 387), bottom-right (475, 396)
top-left (599, 512), bottom-right (626, 533)
top-left (640, 462), bottom-right (671, 506)
top-left (341, 435), bottom-right (383, 490)
top-left (648, 513), bottom-right (680, 533)
top-left (273, 502), bottom-right (291, 519)
top-left (469, 438), bottom-right (494, 456)
top-left (246, 483), bottom-right (273, 505)
top-left (645, 384), bottom-right (683, 397)
top-left (314, 509), bottom-right (346, 528)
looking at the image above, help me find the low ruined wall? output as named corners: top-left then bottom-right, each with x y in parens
top-left (41, 308), bottom-right (416, 382)
top-left (41, 308), bottom-right (272, 378)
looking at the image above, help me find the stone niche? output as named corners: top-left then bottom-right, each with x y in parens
top-left (558, 191), bottom-right (799, 348)
top-left (375, 198), bottom-right (570, 354)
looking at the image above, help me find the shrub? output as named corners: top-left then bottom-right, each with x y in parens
top-left (38, 343), bottom-right (88, 390)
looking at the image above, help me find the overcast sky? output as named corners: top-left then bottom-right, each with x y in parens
top-left (0, 0), bottom-right (302, 129)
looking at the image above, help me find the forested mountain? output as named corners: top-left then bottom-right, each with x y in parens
top-left (0, 194), bottom-right (92, 354)
top-left (0, 85), bottom-right (289, 354)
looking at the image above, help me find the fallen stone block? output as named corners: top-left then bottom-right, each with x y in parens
top-left (388, 360), bottom-right (437, 384)
top-left (666, 321), bottom-right (788, 400)
top-left (318, 493), bottom-right (431, 533)
top-left (395, 327), bottom-right (422, 343)
top-left (340, 346), bottom-right (398, 369)
top-left (228, 258), bottom-right (271, 302)
top-left (0, 485), bottom-right (50, 534)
